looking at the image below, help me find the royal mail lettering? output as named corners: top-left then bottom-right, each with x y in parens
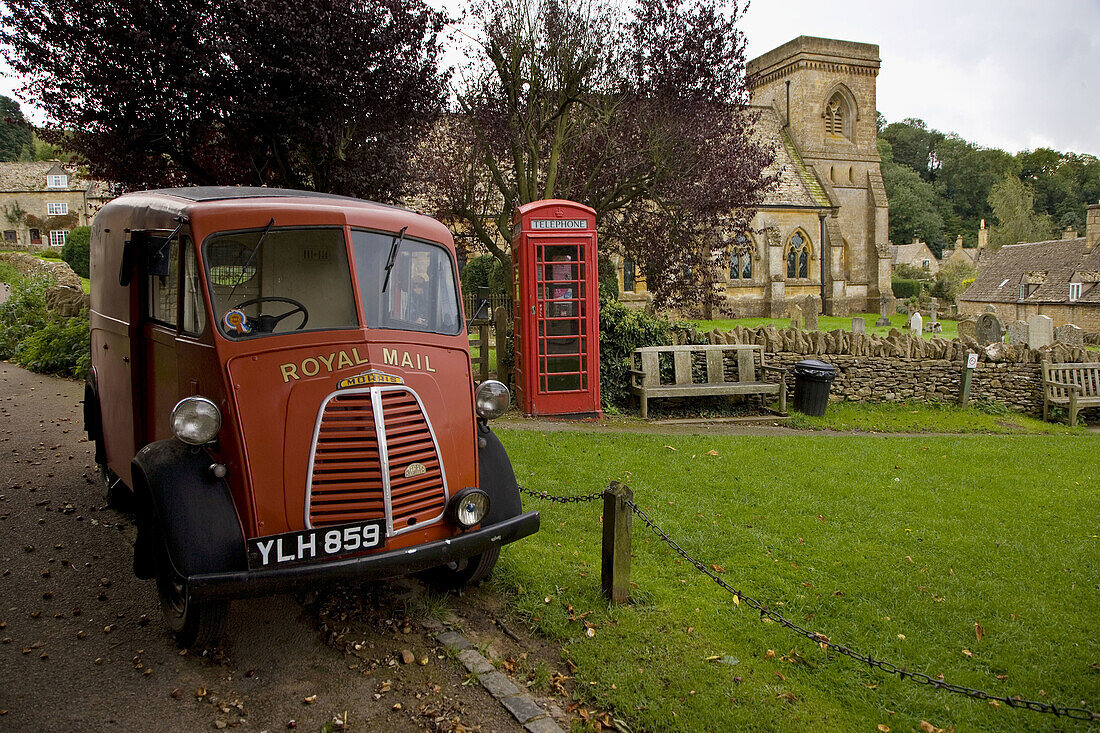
top-left (382, 348), bottom-right (436, 373)
top-left (280, 347), bottom-right (369, 382)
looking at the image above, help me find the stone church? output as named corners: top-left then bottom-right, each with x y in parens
top-left (619, 36), bottom-right (892, 317)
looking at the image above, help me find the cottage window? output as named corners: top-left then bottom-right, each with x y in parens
top-left (47, 202), bottom-right (68, 216)
top-left (46, 174), bottom-right (68, 188)
top-left (3, 230), bottom-right (15, 242)
top-left (29, 228), bottom-right (41, 243)
top-left (921, 259), bottom-right (930, 269)
top-left (49, 230), bottom-right (68, 247)
top-left (1069, 282), bottom-right (1082, 302)
top-left (785, 231), bottom-right (809, 279)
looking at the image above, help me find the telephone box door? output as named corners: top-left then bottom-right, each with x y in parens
top-left (512, 200), bottom-right (601, 418)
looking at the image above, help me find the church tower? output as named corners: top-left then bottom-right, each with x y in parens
top-left (748, 37), bottom-right (892, 312)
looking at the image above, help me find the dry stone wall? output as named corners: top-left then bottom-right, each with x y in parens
top-left (706, 324), bottom-right (1094, 416)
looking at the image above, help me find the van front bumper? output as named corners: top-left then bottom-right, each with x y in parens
top-left (186, 511), bottom-right (540, 601)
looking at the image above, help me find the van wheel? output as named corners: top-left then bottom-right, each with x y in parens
top-left (419, 546), bottom-right (500, 589)
top-left (155, 542), bottom-right (228, 650)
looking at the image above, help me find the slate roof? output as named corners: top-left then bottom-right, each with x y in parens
top-left (890, 241), bottom-right (936, 265)
top-left (958, 237), bottom-right (1100, 304)
top-left (0, 161), bottom-right (101, 193)
top-left (751, 106), bottom-right (833, 209)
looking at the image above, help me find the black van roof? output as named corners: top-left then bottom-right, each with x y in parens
top-left (137, 186), bottom-right (398, 207)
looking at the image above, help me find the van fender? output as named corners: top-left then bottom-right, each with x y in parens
top-left (130, 439), bottom-right (247, 580)
top-left (476, 422), bottom-right (523, 525)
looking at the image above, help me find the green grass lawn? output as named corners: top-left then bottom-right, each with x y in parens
top-left (784, 401), bottom-right (1083, 434)
top-left (492, 429), bottom-right (1099, 732)
top-left (693, 312), bottom-right (959, 340)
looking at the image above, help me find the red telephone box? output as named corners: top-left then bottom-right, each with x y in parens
top-left (512, 200), bottom-right (602, 418)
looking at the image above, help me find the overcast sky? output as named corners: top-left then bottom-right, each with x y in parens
top-left (740, 0), bottom-right (1100, 156)
top-left (2, 0), bottom-right (1097, 157)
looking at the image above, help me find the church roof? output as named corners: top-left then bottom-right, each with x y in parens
top-left (751, 106), bottom-right (833, 210)
top-left (959, 238), bottom-right (1100, 304)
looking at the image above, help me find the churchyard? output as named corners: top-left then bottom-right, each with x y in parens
top-left (493, 425), bottom-right (1099, 732)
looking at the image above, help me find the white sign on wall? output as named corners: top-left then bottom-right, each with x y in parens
top-left (967, 353), bottom-right (979, 369)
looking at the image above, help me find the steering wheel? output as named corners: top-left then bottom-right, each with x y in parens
top-left (232, 296), bottom-right (309, 333)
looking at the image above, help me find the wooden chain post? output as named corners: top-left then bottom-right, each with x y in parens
top-left (601, 482), bottom-right (633, 604)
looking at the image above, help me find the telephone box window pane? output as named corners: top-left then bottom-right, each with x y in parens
top-left (351, 229), bottom-right (461, 336)
top-left (206, 227), bottom-right (359, 339)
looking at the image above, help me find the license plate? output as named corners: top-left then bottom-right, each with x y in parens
top-left (247, 520), bottom-right (384, 569)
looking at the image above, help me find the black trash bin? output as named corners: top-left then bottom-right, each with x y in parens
top-left (792, 359), bottom-right (836, 416)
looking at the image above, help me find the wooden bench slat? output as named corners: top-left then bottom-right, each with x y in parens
top-left (673, 351), bottom-right (691, 385)
top-left (706, 350), bottom-right (725, 384)
top-left (1042, 361), bottom-right (1100, 426)
top-left (640, 351), bottom-right (659, 387)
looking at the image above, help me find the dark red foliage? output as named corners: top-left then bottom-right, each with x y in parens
top-left (1, 0), bottom-right (448, 199)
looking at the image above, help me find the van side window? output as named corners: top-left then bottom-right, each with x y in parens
top-left (181, 238), bottom-right (206, 335)
top-left (147, 236), bottom-right (179, 326)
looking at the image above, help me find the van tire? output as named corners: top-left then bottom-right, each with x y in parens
top-left (155, 538), bottom-right (228, 650)
top-left (419, 546), bottom-right (500, 589)
top-left (101, 460), bottom-right (134, 512)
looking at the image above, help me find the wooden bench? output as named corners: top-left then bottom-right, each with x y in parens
top-left (1042, 361), bottom-right (1100, 426)
top-left (629, 344), bottom-right (786, 419)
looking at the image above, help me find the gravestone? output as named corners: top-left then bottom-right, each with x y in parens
top-left (984, 304), bottom-right (998, 314)
top-left (975, 312), bottom-right (1004, 344)
top-left (910, 312), bottom-right (923, 335)
top-left (875, 295), bottom-right (892, 327)
top-left (957, 318), bottom-right (977, 340)
top-left (1054, 323), bottom-right (1083, 347)
top-left (1006, 320), bottom-right (1029, 344)
top-left (851, 317), bottom-right (865, 334)
top-left (804, 297), bottom-right (819, 331)
top-left (788, 303), bottom-right (803, 330)
top-left (1027, 314), bottom-right (1054, 348)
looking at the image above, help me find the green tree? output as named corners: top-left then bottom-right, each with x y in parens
top-left (878, 138), bottom-right (945, 253)
top-left (880, 118), bottom-right (943, 181)
top-left (933, 135), bottom-right (1016, 236)
top-left (0, 95), bottom-right (32, 161)
top-left (931, 259), bottom-right (977, 301)
top-left (988, 174), bottom-right (1053, 247)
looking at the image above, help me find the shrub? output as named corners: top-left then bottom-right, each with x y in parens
top-left (598, 297), bottom-right (671, 410)
top-left (61, 225), bottom-right (91, 278)
top-left (0, 272), bottom-right (90, 378)
top-left (891, 278), bottom-right (924, 299)
top-left (461, 254), bottom-right (508, 298)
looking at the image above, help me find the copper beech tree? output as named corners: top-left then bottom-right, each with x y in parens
top-left (415, 0), bottom-right (774, 312)
top-left (1, 0), bottom-right (448, 199)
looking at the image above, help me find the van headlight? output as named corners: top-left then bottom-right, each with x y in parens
top-left (448, 487), bottom-right (491, 529)
top-left (474, 380), bottom-right (510, 419)
top-left (171, 397), bottom-right (222, 445)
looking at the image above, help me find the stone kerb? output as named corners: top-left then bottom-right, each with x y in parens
top-left (706, 324), bottom-right (1090, 416)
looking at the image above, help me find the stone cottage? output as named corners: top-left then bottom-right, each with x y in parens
top-left (957, 204), bottom-right (1100, 330)
top-left (0, 161), bottom-right (113, 250)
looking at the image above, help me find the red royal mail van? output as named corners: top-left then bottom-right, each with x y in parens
top-left (83, 187), bottom-right (539, 648)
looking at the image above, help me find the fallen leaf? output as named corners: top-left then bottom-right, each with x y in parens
top-left (732, 594), bottom-right (740, 606)
top-left (711, 564), bottom-right (725, 573)
top-left (974, 622), bottom-right (985, 642)
top-left (705, 450), bottom-right (720, 456)
top-left (586, 627), bottom-right (595, 638)
top-left (303, 695), bottom-right (317, 705)
top-left (664, 445), bottom-right (677, 451)
top-left (962, 649), bottom-right (973, 658)
top-left (877, 725), bottom-right (890, 732)
top-left (905, 556), bottom-right (913, 563)
top-left (765, 649), bottom-right (775, 660)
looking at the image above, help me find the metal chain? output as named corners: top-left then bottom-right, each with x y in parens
top-left (620, 496), bottom-right (1098, 721)
top-left (518, 485), bottom-right (604, 504)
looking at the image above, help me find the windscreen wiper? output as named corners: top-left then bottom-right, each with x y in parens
top-left (228, 217), bottom-right (275, 302)
top-left (381, 226), bottom-right (408, 293)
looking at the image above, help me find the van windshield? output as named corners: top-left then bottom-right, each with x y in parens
top-left (205, 227), bottom-right (359, 339)
top-left (351, 229), bottom-right (461, 336)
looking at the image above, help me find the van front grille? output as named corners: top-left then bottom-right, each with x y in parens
top-left (307, 388), bottom-right (448, 533)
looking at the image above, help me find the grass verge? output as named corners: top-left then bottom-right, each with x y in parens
top-left (784, 400), bottom-right (1083, 434)
top-left (493, 429), bottom-right (1099, 732)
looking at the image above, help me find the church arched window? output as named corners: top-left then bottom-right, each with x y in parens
top-left (824, 89), bottom-right (854, 139)
top-left (785, 231), bottom-right (810, 279)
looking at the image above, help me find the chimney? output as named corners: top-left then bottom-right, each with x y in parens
top-left (978, 219), bottom-right (988, 249)
top-left (955, 234), bottom-right (963, 249)
top-left (1087, 203), bottom-right (1100, 251)
top-left (1062, 226), bottom-right (1078, 240)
